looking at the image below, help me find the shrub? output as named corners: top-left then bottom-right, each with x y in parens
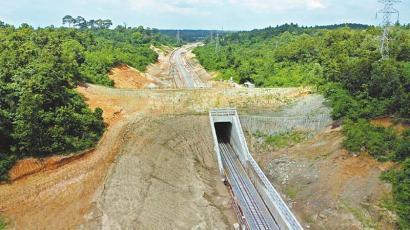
top-left (0, 153), bottom-right (16, 181)
top-left (342, 119), bottom-right (398, 160)
top-left (0, 216), bottom-right (6, 230)
top-left (395, 130), bottom-right (410, 161)
top-left (381, 159), bottom-right (410, 229)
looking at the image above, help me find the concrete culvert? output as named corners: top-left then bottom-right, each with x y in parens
top-left (214, 122), bottom-right (232, 143)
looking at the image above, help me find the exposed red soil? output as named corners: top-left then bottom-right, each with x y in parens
top-left (0, 118), bottom-right (128, 229)
top-left (371, 116), bottom-right (410, 133)
top-left (0, 86), bottom-right (134, 229)
top-left (109, 64), bottom-right (156, 89)
top-left (9, 149), bottom-right (93, 181)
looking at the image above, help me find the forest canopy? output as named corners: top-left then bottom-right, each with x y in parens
top-left (0, 19), bottom-right (176, 181)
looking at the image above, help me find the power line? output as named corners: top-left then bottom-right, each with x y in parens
top-left (376, 0), bottom-right (401, 59)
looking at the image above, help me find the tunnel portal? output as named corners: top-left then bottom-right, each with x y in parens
top-left (209, 109), bottom-right (303, 230)
top-left (214, 122), bottom-right (232, 144)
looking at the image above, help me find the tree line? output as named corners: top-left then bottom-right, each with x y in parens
top-left (62, 15), bottom-right (113, 29)
top-left (194, 24), bottom-right (410, 228)
top-left (0, 20), bottom-right (176, 182)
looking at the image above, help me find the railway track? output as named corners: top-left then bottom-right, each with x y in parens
top-left (219, 142), bottom-right (279, 230)
top-left (169, 46), bottom-right (210, 89)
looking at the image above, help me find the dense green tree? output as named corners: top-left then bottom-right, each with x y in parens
top-left (87, 19), bottom-right (96, 29)
top-left (369, 60), bottom-right (402, 99)
top-left (102, 19), bottom-right (113, 29)
top-left (62, 15), bottom-right (75, 27)
top-left (74, 16), bottom-right (87, 29)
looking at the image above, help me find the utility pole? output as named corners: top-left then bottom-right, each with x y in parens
top-left (377, 0), bottom-right (401, 59)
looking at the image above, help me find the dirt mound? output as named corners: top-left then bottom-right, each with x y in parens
top-left (109, 64), bottom-right (159, 89)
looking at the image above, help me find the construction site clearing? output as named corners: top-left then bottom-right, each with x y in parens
top-left (0, 45), bottom-right (397, 230)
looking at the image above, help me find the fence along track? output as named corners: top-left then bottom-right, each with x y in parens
top-left (240, 94), bottom-right (332, 135)
top-left (240, 114), bottom-right (332, 135)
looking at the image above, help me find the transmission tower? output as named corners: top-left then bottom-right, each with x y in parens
top-left (176, 30), bottom-right (181, 45)
top-left (215, 30), bottom-right (220, 53)
top-left (376, 0), bottom-right (401, 58)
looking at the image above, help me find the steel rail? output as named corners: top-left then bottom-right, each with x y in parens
top-left (220, 142), bottom-right (279, 230)
top-left (220, 144), bottom-right (267, 229)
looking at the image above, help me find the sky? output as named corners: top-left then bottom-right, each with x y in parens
top-left (0, 0), bottom-right (409, 30)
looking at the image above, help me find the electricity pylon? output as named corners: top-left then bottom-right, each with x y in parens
top-left (215, 27), bottom-right (224, 54)
top-left (176, 30), bottom-right (181, 45)
top-left (215, 30), bottom-right (220, 54)
top-left (376, 0), bottom-right (401, 59)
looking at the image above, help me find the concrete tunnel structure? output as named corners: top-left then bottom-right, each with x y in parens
top-left (209, 109), bottom-right (303, 230)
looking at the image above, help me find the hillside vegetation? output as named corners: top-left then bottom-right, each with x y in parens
top-left (0, 20), bottom-right (175, 181)
top-left (194, 23), bottom-right (410, 228)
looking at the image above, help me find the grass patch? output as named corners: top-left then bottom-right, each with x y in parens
top-left (0, 216), bottom-right (7, 230)
top-left (379, 194), bottom-right (396, 213)
top-left (284, 185), bottom-right (299, 200)
top-left (341, 202), bottom-right (376, 229)
top-left (264, 131), bottom-right (308, 149)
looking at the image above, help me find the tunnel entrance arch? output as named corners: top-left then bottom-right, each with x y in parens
top-left (214, 122), bottom-right (232, 143)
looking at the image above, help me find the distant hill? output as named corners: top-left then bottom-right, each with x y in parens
top-left (312, 23), bottom-right (370, 29)
top-left (158, 30), bottom-right (226, 42)
top-left (159, 24), bottom-right (370, 42)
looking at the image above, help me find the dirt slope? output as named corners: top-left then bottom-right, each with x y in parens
top-left (249, 126), bottom-right (396, 229)
top-left (0, 115), bottom-right (131, 229)
top-left (109, 65), bottom-right (156, 89)
top-left (81, 115), bottom-right (235, 229)
top-left (108, 46), bottom-right (175, 89)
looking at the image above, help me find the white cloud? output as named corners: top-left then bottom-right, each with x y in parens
top-left (227, 0), bottom-right (327, 12)
top-left (307, 0), bottom-right (326, 9)
top-left (124, 0), bottom-right (326, 15)
top-left (126, 0), bottom-right (218, 15)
